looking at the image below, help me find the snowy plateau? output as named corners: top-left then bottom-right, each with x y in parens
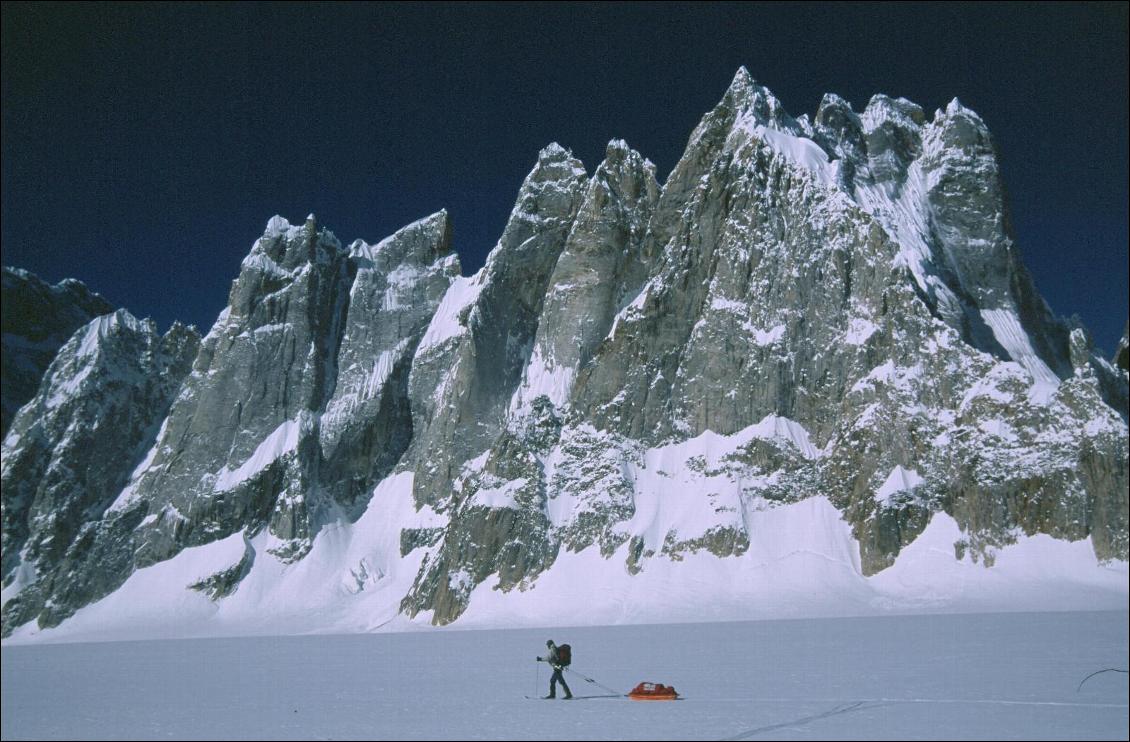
top-left (3, 612), bottom-right (1127, 740)
top-left (1, 68), bottom-right (1128, 739)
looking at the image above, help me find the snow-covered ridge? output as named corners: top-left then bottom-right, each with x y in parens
top-left (75, 310), bottom-right (145, 358)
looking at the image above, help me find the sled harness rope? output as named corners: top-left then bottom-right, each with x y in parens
top-left (1077, 668), bottom-right (1128, 692)
top-left (565, 665), bottom-right (625, 697)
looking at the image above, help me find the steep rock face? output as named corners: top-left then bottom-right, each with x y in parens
top-left (398, 146), bottom-right (589, 621)
top-left (822, 326), bottom-right (1127, 573)
top-left (400, 142), bottom-right (665, 622)
top-left (405, 145), bottom-right (588, 510)
top-left (1, 267), bottom-right (114, 436)
top-left (319, 211), bottom-right (458, 513)
top-left (121, 215), bottom-right (356, 566)
top-left (846, 95), bottom-right (1073, 389)
top-left (127, 213), bottom-right (456, 553)
top-left (509, 139), bottom-right (660, 415)
top-left (575, 70), bottom-right (900, 444)
top-left (1, 311), bottom-right (199, 628)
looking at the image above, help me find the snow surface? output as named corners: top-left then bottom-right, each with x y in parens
top-left (854, 164), bottom-right (964, 326)
top-left (733, 119), bottom-right (840, 188)
top-left (541, 418), bottom-right (826, 551)
top-left (979, 307), bottom-right (1061, 398)
top-left (471, 477), bottom-right (530, 510)
top-left (3, 611), bottom-right (1126, 740)
top-left (44, 364), bottom-right (93, 409)
top-left (844, 317), bottom-right (879, 346)
top-left (747, 323), bottom-right (786, 347)
top-left (510, 344), bottom-right (577, 413)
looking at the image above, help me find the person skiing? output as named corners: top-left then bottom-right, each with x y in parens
top-left (537, 640), bottom-right (573, 699)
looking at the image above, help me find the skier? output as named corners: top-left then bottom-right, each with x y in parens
top-left (537, 640), bottom-right (573, 699)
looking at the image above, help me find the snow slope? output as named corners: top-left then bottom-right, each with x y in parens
top-left (4, 468), bottom-right (1124, 644)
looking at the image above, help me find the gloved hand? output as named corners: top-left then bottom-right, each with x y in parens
top-left (536, 656), bottom-right (543, 662)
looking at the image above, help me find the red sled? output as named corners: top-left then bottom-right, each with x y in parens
top-left (628, 682), bottom-right (680, 701)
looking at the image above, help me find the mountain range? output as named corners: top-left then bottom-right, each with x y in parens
top-left (2, 69), bottom-right (1126, 640)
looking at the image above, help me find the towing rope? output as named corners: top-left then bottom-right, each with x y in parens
top-left (1077, 668), bottom-right (1128, 692)
top-left (565, 666), bottom-right (625, 697)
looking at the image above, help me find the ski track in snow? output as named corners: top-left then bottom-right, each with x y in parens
top-left (722, 701), bottom-right (879, 741)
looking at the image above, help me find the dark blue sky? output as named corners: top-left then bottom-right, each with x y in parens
top-left (3, 3), bottom-right (1127, 352)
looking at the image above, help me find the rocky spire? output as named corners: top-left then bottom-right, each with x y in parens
top-left (509, 138), bottom-right (659, 415)
top-left (405, 144), bottom-right (588, 510)
top-left (1, 310), bottom-right (199, 630)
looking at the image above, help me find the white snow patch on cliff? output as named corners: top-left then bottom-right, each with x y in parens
top-left (213, 413), bottom-right (315, 492)
top-left (875, 465), bottom-right (925, 505)
top-left (418, 273), bottom-right (483, 354)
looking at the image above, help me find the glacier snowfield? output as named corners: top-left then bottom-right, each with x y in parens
top-left (3, 610), bottom-right (1127, 741)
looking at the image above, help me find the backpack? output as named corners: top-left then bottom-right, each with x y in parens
top-left (557, 644), bottom-right (572, 666)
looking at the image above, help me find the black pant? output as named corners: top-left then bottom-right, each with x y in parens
top-left (549, 666), bottom-right (572, 698)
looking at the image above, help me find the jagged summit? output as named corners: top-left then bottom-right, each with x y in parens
top-left (714, 67), bottom-right (799, 134)
top-left (603, 137), bottom-right (640, 161)
top-left (1, 70), bottom-right (1125, 640)
top-left (349, 210), bottom-right (453, 267)
top-left (538, 141), bottom-right (571, 158)
top-left (728, 64), bottom-right (754, 91)
top-left (861, 93), bottom-right (927, 130)
top-left (818, 91), bottom-right (856, 113)
top-left (527, 143), bottom-right (587, 186)
top-left (943, 96), bottom-right (977, 116)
